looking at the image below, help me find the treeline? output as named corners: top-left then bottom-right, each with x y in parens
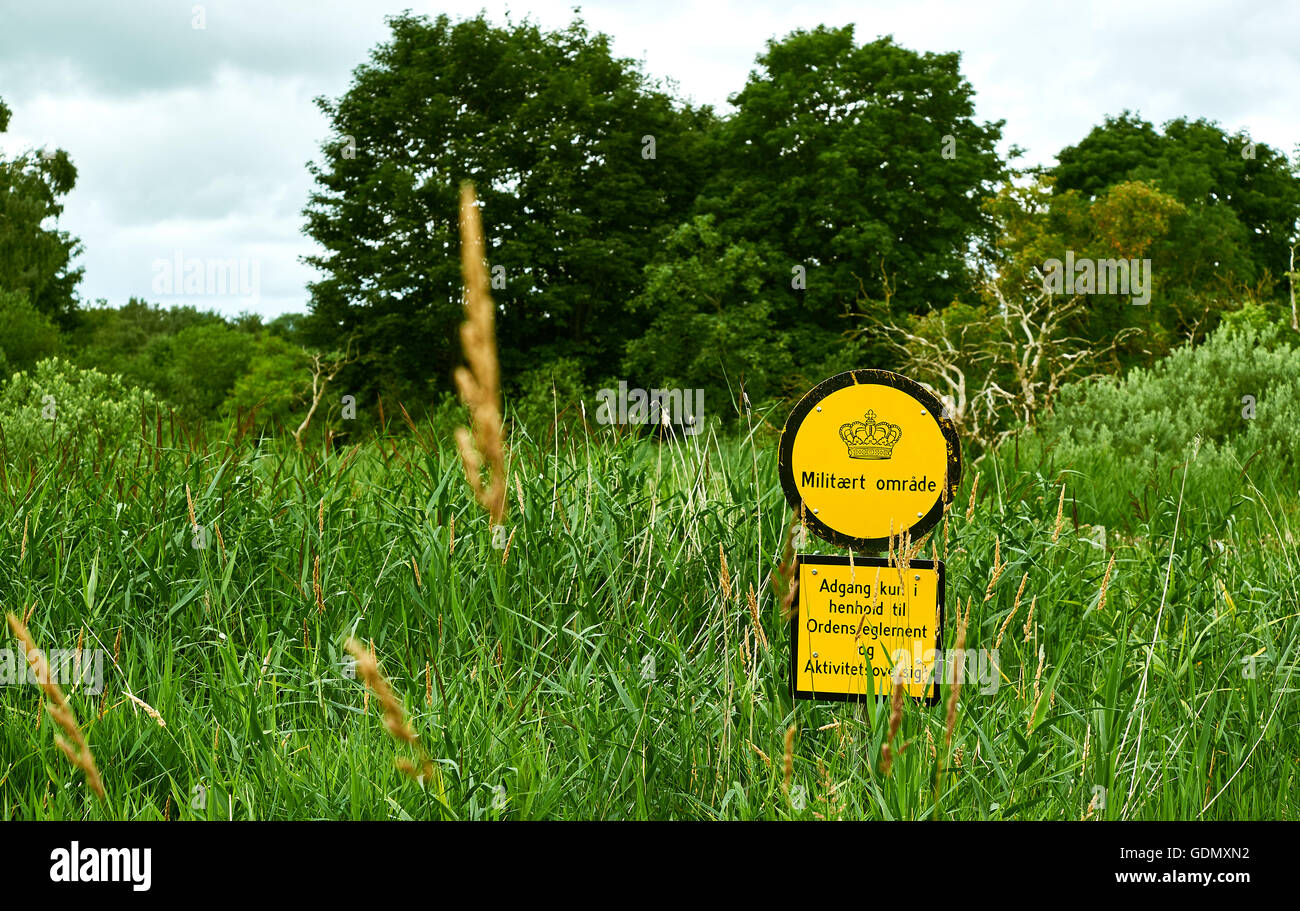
top-left (0, 286), bottom-right (315, 425)
top-left (3, 15), bottom-right (1299, 449)
top-left (297, 13), bottom-right (1300, 442)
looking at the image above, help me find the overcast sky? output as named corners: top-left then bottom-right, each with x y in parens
top-left (2, 0), bottom-right (1296, 318)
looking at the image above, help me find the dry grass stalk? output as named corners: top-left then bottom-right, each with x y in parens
top-left (448, 514), bottom-right (455, 554)
top-left (943, 598), bottom-right (969, 758)
top-left (816, 759), bottom-right (840, 819)
top-left (854, 567), bottom-right (883, 641)
top-left (746, 584), bottom-right (769, 651)
top-left (125, 692), bottom-right (166, 728)
top-left (994, 572), bottom-right (1028, 649)
top-left (74, 627), bottom-right (84, 685)
top-left (1052, 485), bottom-right (1066, 543)
top-left (500, 527), bottom-right (517, 565)
top-left (185, 482), bottom-right (197, 530)
top-left (345, 638), bottom-right (416, 746)
top-left (313, 553), bottom-right (324, 614)
top-left (347, 639), bottom-right (442, 789)
top-left (719, 544), bottom-right (732, 604)
top-left (965, 473), bottom-right (979, 520)
top-left (454, 183), bottom-right (507, 527)
top-left (411, 556), bottom-right (421, 590)
top-left (1096, 552), bottom-right (1116, 612)
top-left (782, 723), bottom-right (796, 793)
top-left (1022, 594), bottom-right (1038, 643)
top-left (1082, 788), bottom-right (1102, 820)
top-left (895, 528), bottom-right (912, 588)
top-left (6, 613), bottom-right (106, 799)
top-left (905, 531), bottom-right (925, 569)
top-left (255, 647), bottom-right (272, 694)
top-left (982, 537), bottom-right (1005, 605)
top-left (1031, 645), bottom-right (1046, 718)
top-left (771, 511), bottom-right (800, 622)
top-left (318, 497), bottom-right (325, 536)
top-left (880, 672), bottom-right (906, 776)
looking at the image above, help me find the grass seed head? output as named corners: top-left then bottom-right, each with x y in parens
top-left (881, 672), bottom-right (905, 776)
top-left (1097, 552), bottom-right (1116, 612)
top-left (782, 723), bottom-right (796, 793)
top-left (719, 544), bottom-right (732, 603)
top-left (454, 183), bottom-right (507, 527)
top-left (994, 572), bottom-right (1028, 649)
top-left (1022, 594), bottom-right (1038, 643)
top-left (746, 583), bottom-right (769, 650)
top-left (6, 613), bottom-right (106, 799)
top-left (1052, 485), bottom-right (1066, 543)
top-left (345, 637), bottom-right (417, 746)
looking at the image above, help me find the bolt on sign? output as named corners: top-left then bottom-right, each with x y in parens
top-left (778, 369), bottom-right (961, 551)
top-left (779, 369), bottom-right (961, 704)
top-left (791, 555), bottom-right (944, 704)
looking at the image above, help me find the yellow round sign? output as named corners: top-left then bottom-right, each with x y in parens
top-left (778, 369), bottom-right (961, 551)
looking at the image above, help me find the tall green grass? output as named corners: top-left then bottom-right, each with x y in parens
top-left (1, 403), bottom-right (1296, 819)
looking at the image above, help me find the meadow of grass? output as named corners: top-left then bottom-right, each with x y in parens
top-left (1, 401), bottom-right (1296, 821)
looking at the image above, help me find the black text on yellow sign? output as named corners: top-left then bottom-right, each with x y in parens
top-left (790, 555), bottom-right (944, 705)
top-left (778, 369), bottom-right (961, 551)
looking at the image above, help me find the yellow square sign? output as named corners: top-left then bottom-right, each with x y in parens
top-left (790, 555), bottom-right (944, 705)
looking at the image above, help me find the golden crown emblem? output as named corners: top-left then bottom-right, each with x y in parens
top-left (838, 410), bottom-right (902, 460)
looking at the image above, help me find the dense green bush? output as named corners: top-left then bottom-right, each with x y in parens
top-left (507, 356), bottom-right (593, 440)
top-left (0, 357), bottom-right (160, 459)
top-left (1013, 318), bottom-right (1300, 528)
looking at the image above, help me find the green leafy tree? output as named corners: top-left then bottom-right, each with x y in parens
top-left (690, 27), bottom-right (1006, 370)
top-left (0, 289), bottom-right (61, 373)
top-left (874, 175), bottom-right (1188, 447)
top-left (1052, 112), bottom-right (1300, 322)
top-left (302, 12), bottom-right (718, 407)
top-left (167, 322), bottom-right (253, 419)
top-left (0, 98), bottom-right (83, 330)
top-left (979, 175), bottom-right (1187, 361)
top-left (623, 215), bottom-right (792, 416)
top-left (222, 334), bottom-right (310, 434)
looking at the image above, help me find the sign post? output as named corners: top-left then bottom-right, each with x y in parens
top-left (778, 369), bottom-right (961, 703)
